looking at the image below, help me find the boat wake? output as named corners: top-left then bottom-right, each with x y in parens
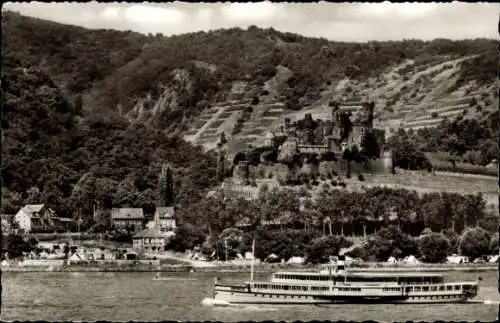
top-left (152, 277), bottom-right (197, 281)
top-left (201, 298), bottom-right (232, 307)
top-left (201, 298), bottom-right (278, 311)
top-left (478, 299), bottom-right (500, 305)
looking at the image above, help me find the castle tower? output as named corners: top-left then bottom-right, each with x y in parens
top-left (284, 118), bottom-right (291, 134)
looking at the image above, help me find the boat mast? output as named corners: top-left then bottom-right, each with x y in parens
top-left (250, 237), bottom-right (255, 281)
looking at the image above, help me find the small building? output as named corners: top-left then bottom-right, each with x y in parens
top-left (14, 204), bottom-right (55, 233)
top-left (132, 227), bottom-right (175, 252)
top-left (151, 206), bottom-right (176, 231)
top-left (1, 214), bottom-right (14, 234)
top-left (68, 252), bottom-right (87, 264)
top-left (111, 208), bottom-right (144, 232)
top-left (52, 217), bottom-right (74, 232)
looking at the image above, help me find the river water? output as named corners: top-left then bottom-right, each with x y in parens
top-left (1, 270), bottom-right (498, 321)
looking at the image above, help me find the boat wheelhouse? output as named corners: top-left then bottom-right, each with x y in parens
top-left (213, 256), bottom-right (479, 304)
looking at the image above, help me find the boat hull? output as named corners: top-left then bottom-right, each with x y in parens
top-left (214, 289), bottom-right (472, 305)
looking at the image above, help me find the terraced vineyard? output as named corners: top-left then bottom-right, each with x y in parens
top-left (184, 53), bottom-right (496, 150)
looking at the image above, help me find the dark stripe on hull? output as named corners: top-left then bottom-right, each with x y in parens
top-left (315, 295), bottom-right (408, 304)
top-left (215, 289), bottom-right (472, 304)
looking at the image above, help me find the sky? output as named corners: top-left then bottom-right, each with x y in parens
top-left (3, 1), bottom-right (498, 41)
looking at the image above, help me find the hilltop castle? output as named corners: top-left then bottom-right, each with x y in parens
top-left (215, 99), bottom-right (391, 196)
top-left (265, 100), bottom-right (384, 161)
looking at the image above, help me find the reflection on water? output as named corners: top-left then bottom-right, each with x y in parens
top-left (1, 271), bottom-right (498, 321)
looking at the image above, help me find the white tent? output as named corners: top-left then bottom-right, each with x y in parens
top-left (345, 256), bottom-right (355, 265)
top-left (287, 256), bottom-right (305, 264)
top-left (68, 252), bottom-right (86, 263)
top-left (265, 253), bottom-right (279, 262)
top-left (488, 255), bottom-right (499, 263)
top-left (403, 255), bottom-right (420, 264)
top-left (387, 256), bottom-right (398, 263)
top-left (447, 255), bottom-right (469, 264)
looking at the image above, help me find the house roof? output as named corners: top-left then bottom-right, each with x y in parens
top-left (25, 204), bottom-right (45, 212)
top-left (111, 208), bottom-right (144, 220)
top-left (53, 217), bottom-right (73, 223)
top-left (154, 206), bottom-right (175, 219)
top-left (133, 227), bottom-right (173, 239)
top-left (18, 204), bottom-right (54, 217)
top-left (273, 135), bottom-right (288, 146)
top-left (0, 214), bottom-right (14, 221)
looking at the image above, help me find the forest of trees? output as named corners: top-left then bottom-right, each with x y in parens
top-left (1, 62), bottom-right (219, 226)
top-left (3, 11), bottom-right (497, 135)
top-left (387, 114), bottom-right (498, 172)
top-left (168, 182), bottom-right (497, 263)
top-left (1, 12), bottom-right (497, 262)
top-left (172, 179), bottom-right (496, 264)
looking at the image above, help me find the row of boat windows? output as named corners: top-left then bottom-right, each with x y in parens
top-left (241, 284), bottom-right (462, 292)
top-left (253, 284), bottom-right (309, 291)
top-left (249, 285), bottom-right (366, 292)
top-left (273, 274), bottom-right (442, 284)
top-left (383, 288), bottom-right (400, 292)
top-left (413, 285), bottom-right (460, 292)
top-left (274, 274), bottom-right (396, 282)
top-left (338, 287), bottom-right (362, 292)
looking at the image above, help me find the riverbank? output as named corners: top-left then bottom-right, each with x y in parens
top-left (1, 262), bottom-right (497, 273)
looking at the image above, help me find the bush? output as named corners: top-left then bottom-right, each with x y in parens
top-left (365, 226), bottom-right (419, 261)
top-left (431, 160), bottom-right (497, 176)
top-left (306, 235), bottom-right (353, 264)
top-left (442, 228), bottom-right (459, 254)
top-left (319, 152), bottom-right (337, 162)
top-left (489, 233), bottom-right (499, 254)
top-left (418, 233), bottom-right (450, 263)
top-left (459, 227), bottom-right (491, 260)
top-left (167, 224), bottom-right (206, 252)
top-left (478, 215), bottom-right (499, 233)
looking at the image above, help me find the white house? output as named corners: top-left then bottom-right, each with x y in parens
top-left (132, 227), bottom-right (175, 252)
top-left (14, 204), bottom-right (55, 233)
top-left (111, 208), bottom-right (145, 232)
top-left (146, 206), bottom-right (176, 232)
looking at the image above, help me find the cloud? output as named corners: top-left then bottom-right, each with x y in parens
top-left (355, 2), bottom-right (437, 20)
top-left (2, 2), bottom-right (498, 41)
top-left (124, 5), bottom-right (185, 25)
top-left (100, 6), bottom-right (121, 22)
top-left (222, 1), bottom-right (284, 22)
top-left (196, 8), bottom-right (214, 21)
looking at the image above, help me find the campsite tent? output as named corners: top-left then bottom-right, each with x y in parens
top-left (387, 256), bottom-right (398, 263)
top-left (403, 255), bottom-right (420, 264)
top-left (287, 256), bottom-right (305, 264)
top-left (265, 253), bottom-right (279, 263)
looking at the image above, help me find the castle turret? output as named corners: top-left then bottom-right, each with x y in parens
top-left (284, 118), bottom-right (291, 134)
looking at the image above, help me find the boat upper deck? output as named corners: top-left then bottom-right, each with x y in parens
top-left (271, 270), bottom-right (445, 284)
top-left (274, 270), bottom-right (443, 278)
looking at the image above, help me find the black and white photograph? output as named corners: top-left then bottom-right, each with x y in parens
top-left (1, 1), bottom-right (499, 321)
